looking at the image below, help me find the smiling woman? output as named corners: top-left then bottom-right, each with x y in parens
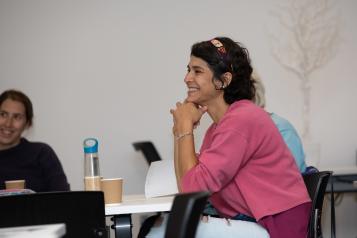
top-left (0, 94), bottom-right (30, 150)
top-left (0, 89), bottom-right (70, 192)
top-left (141, 37), bottom-right (312, 238)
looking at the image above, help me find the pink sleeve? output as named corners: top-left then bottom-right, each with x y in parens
top-left (181, 129), bottom-right (249, 193)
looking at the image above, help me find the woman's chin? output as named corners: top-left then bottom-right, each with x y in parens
top-left (185, 97), bottom-right (197, 104)
top-left (185, 98), bottom-right (206, 108)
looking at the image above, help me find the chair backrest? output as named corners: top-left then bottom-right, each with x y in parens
top-left (164, 191), bottom-right (210, 238)
top-left (133, 141), bottom-right (162, 165)
top-left (302, 171), bottom-right (332, 238)
top-left (0, 191), bottom-right (106, 238)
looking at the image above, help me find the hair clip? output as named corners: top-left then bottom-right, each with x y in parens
top-left (210, 39), bottom-right (232, 72)
top-left (210, 39), bottom-right (227, 55)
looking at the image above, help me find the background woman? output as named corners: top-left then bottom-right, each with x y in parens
top-left (0, 89), bottom-right (70, 192)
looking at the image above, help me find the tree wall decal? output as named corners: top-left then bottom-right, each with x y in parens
top-left (269, 0), bottom-right (340, 141)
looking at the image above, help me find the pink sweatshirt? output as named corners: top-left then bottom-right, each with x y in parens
top-left (181, 100), bottom-right (310, 220)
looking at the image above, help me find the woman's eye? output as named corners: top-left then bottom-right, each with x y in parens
top-left (0, 111), bottom-right (7, 118)
top-left (13, 114), bottom-right (24, 121)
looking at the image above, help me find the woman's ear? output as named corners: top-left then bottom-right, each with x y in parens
top-left (222, 72), bottom-right (232, 88)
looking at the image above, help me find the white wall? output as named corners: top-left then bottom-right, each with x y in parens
top-left (1, 0), bottom-right (356, 237)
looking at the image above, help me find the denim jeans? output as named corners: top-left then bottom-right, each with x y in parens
top-left (146, 213), bottom-right (270, 238)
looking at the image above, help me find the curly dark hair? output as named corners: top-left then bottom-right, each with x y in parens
top-left (190, 37), bottom-right (255, 104)
top-left (0, 89), bottom-right (34, 127)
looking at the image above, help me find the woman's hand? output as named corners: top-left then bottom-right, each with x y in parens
top-left (171, 101), bottom-right (206, 184)
top-left (170, 101), bottom-right (207, 135)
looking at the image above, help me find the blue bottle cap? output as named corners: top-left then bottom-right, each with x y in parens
top-left (83, 138), bottom-right (98, 153)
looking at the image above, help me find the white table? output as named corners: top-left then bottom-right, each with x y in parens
top-left (105, 194), bottom-right (174, 238)
top-left (0, 223), bottom-right (66, 238)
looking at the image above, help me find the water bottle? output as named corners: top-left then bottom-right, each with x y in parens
top-left (83, 138), bottom-right (101, 191)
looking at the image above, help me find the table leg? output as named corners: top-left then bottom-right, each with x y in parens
top-left (111, 214), bottom-right (132, 238)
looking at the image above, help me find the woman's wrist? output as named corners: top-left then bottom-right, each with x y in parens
top-left (175, 132), bottom-right (193, 141)
top-left (176, 121), bottom-right (193, 135)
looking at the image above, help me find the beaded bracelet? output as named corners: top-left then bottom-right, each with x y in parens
top-left (175, 132), bottom-right (193, 141)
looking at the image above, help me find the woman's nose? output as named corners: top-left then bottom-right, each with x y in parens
top-left (184, 72), bottom-right (192, 83)
top-left (4, 116), bottom-right (13, 127)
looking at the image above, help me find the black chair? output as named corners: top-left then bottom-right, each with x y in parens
top-left (0, 191), bottom-right (107, 238)
top-left (302, 171), bottom-right (335, 238)
top-left (132, 141), bottom-right (162, 165)
top-left (164, 191), bottom-right (210, 238)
